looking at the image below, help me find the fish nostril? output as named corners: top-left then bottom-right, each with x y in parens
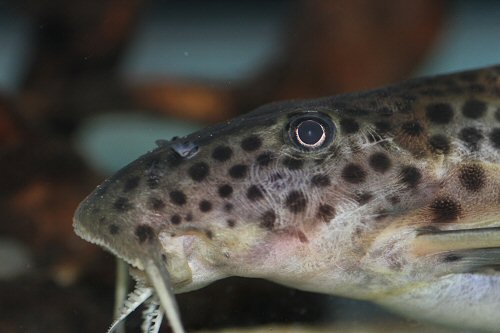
top-left (170, 140), bottom-right (199, 159)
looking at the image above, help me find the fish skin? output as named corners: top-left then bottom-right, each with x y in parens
top-left (74, 65), bottom-right (500, 331)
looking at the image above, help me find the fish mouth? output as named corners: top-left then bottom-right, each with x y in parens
top-left (73, 214), bottom-right (146, 271)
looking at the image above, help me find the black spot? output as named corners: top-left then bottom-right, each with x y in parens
top-left (311, 174), bottom-right (331, 187)
top-left (246, 185), bottom-right (264, 201)
top-left (135, 225), bottom-right (155, 243)
top-left (369, 152), bottom-right (391, 173)
top-left (355, 191), bottom-right (373, 205)
top-left (228, 164), bottom-right (248, 179)
top-left (224, 203), bottom-right (234, 212)
top-left (430, 196), bottom-right (461, 222)
top-left (462, 99), bottom-right (486, 119)
top-left (241, 135), bottom-right (262, 151)
top-left (340, 118), bottom-right (360, 134)
top-left (282, 156), bottom-right (303, 170)
top-left (185, 213), bottom-right (193, 222)
top-left (495, 109), bottom-right (500, 122)
top-left (426, 103), bottom-right (454, 124)
top-left (401, 121), bottom-right (424, 136)
top-left (317, 204), bottom-right (336, 223)
top-left (169, 190), bottom-right (187, 206)
top-left (113, 197), bottom-right (133, 212)
top-left (374, 121), bottom-right (392, 134)
top-left (149, 197), bottom-right (165, 211)
top-left (123, 176), bottom-right (140, 192)
top-left (227, 219), bottom-right (236, 228)
top-left (341, 163), bottom-right (366, 184)
top-left (459, 164), bottom-right (486, 192)
top-left (285, 190), bottom-right (307, 213)
top-left (260, 210), bottom-right (276, 229)
top-left (400, 166), bottom-right (422, 188)
top-left (256, 151), bottom-right (274, 166)
top-left (428, 134), bottom-right (451, 154)
top-left (459, 127), bottom-right (483, 150)
top-left (199, 200), bottom-right (213, 212)
top-left (109, 224), bottom-right (119, 235)
top-left (490, 128), bottom-right (500, 149)
top-left (212, 146), bottom-right (233, 161)
top-left (218, 184), bottom-right (233, 198)
top-left (171, 214), bottom-right (182, 225)
top-left (188, 162), bottom-right (209, 182)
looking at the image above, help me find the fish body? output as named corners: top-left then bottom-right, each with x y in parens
top-left (74, 66), bottom-right (500, 332)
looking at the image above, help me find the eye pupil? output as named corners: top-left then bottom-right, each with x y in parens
top-left (295, 120), bottom-right (326, 147)
top-left (287, 113), bottom-right (335, 150)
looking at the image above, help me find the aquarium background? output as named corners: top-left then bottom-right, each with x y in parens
top-left (0, 0), bottom-right (499, 332)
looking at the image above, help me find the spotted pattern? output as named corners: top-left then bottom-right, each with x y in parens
top-left (429, 134), bottom-right (450, 154)
top-left (400, 166), bottom-right (421, 188)
top-left (241, 135), bottom-right (262, 151)
top-left (459, 127), bottom-right (483, 150)
top-left (149, 197), bottom-right (165, 211)
top-left (430, 196), bottom-right (461, 222)
top-left (285, 191), bottom-right (307, 213)
top-left (169, 190), bottom-right (187, 206)
top-left (135, 225), bottom-right (155, 243)
top-left (188, 162), bottom-right (210, 182)
top-left (260, 210), bottom-right (276, 229)
top-left (341, 163), bottom-right (366, 184)
top-left (462, 99), bottom-right (486, 119)
top-left (218, 184), bottom-right (233, 198)
top-left (426, 103), bottom-right (454, 124)
top-left (317, 204), bottom-right (336, 222)
top-left (114, 197), bottom-right (133, 212)
top-left (199, 200), bottom-right (213, 212)
top-left (369, 152), bottom-right (391, 173)
top-left (246, 185), bottom-right (264, 201)
top-left (123, 176), bottom-right (140, 192)
top-left (212, 146), bottom-right (233, 161)
top-left (256, 152), bottom-right (274, 166)
top-left (171, 214), bottom-right (182, 225)
top-left (458, 164), bottom-right (485, 192)
top-left (229, 164), bottom-right (248, 179)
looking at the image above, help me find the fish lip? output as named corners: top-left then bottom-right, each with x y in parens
top-left (72, 215), bottom-right (145, 271)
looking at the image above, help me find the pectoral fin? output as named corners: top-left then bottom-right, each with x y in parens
top-left (412, 227), bottom-right (500, 274)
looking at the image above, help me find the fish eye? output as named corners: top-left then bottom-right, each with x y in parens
top-left (287, 113), bottom-right (335, 150)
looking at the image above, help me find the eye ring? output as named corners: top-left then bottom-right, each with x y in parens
top-left (287, 113), bottom-right (335, 150)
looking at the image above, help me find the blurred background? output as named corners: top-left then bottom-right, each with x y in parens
top-left (0, 0), bottom-right (499, 332)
